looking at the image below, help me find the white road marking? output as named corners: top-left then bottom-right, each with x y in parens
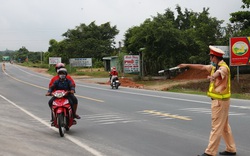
top-left (180, 108), bottom-right (246, 116)
top-left (0, 94), bottom-right (105, 156)
top-left (84, 113), bottom-right (138, 125)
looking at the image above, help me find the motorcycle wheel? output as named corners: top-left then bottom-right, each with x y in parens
top-left (58, 113), bottom-right (65, 137)
top-left (65, 117), bottom-right (69, 131)
top-left (116, 84), bottom-right (119, 89)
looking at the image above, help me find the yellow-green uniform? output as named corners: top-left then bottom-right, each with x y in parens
top-left (205, 60), bottom-right (237, 156)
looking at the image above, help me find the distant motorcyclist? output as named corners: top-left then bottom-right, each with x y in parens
top-left (48, 63), bottom-right (80, 119)
top-left (109, 66), bottom-right (118, 84)
top-left (46, 68), bottom-right (77, 124)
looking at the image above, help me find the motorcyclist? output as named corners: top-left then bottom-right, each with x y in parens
top-left (46, 68), bottom-right (77, 125)
top-left (109, 66), bottom-right (118, 84)
top-left (49, 63), bottom-right (80, 119)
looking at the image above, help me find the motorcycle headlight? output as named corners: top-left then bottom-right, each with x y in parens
top-left (53, 92), bottom-right (64, 98)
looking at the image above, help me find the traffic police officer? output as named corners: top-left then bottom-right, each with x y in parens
top-left (178, 46), bottom-right (237, 156)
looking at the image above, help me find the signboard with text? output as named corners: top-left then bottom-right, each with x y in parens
top-left (49, 57), bottom-right (61, 65)
top-left (69, 58), bottom-right (92, 67)
top-left (123, 55), bottom-right (140, 73)
top-left (230, 37), bottom-right (250, 66)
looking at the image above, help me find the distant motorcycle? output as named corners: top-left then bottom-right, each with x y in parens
top-left (110, 77), bottom-right (120, 89)
top-left (47, 90), bottom-right (76, 137)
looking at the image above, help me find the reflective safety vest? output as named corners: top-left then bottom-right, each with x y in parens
top-left (207, 61), bottom-right (231, 100)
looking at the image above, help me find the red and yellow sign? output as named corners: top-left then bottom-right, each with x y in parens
top-left (230, 37), bottom-right (250, 66)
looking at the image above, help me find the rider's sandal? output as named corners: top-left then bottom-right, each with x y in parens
top-left (51, 122), bottom-right (55, 126)
top-left (75, 114), bottom-right (81, 119)
top-left (73, 120), bottom-right (77, 125)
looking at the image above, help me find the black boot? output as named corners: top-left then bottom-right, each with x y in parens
top-left (219, 151), bottom-right (236, 155)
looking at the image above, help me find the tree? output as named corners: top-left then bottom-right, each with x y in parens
top-left (47, 22), bottom-right (119, 64)
top-left (15, 46), bottom-right (29, 62)
top-left (229, 0), bottom-right (250, 36)
top-left (124, 6), bottom-right (224, 75)
top-left (189, 8), bottom-right (224, 63)
top-left (5, 22), bottom-right (118, 64)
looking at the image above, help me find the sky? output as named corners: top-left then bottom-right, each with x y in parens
top-left (0, 0), bottom-right (244, 52)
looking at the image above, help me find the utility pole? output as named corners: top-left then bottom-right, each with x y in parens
top-left (41, 51), bottom-right (43, 64)
top-left (118, 41), bottom-right (121, 54)
top-left (139, 48), bottom-right (145, 78)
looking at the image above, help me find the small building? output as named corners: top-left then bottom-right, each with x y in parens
top-left (102, 56), bottom-right (120, 71)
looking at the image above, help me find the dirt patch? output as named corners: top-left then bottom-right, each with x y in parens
top-left (169, 68), bottom-right (250, 94)
top-left (174, 68), bottom-right (209, 80)
top-left (132, 68), bottom-right (210, 91)
top-left (104, 77), bottom-right (144, 89)
top-left (119, 78), bottom-right (144, 88)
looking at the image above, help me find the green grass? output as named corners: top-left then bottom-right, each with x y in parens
top-left (21, 62), bottom-right (49, 68)
top-left (19, 62), bottom-right (136, 78)
top-left (230, 93), bottom-right (250, 100)
top-left (135, 80), bottom-right (166, 85)
top-left (168, 88), bottom-right (207, 95)
top-left (168, 88), bottom-right (250, 100)
top-left (74, 70), bottom-right (109, 77)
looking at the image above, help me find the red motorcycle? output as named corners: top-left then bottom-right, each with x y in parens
top-left (49, 90), bottom-right (76, 137)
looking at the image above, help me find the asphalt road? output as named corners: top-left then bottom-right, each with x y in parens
top-left (0, 63), bottom-right (249, 156)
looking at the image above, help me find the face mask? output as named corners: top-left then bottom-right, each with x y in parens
top-left (210, 62), bottom-right (216, 67)
top-left (59, 74), bottom-right (66, 79)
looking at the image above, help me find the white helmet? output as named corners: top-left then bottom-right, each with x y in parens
top-left (57, 68), bottom-right (67, 75)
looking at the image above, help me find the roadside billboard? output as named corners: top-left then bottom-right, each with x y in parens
top-left (69, 58), bottom-right (92, 67)
top-left (2, 56), bottom-right (10, 61)
top-left (230, 37), bottom-right (250, 66)
top-left (49, 57), bottom-right (61, 65)
top-left (123, 55), bottom-right (140, 73)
